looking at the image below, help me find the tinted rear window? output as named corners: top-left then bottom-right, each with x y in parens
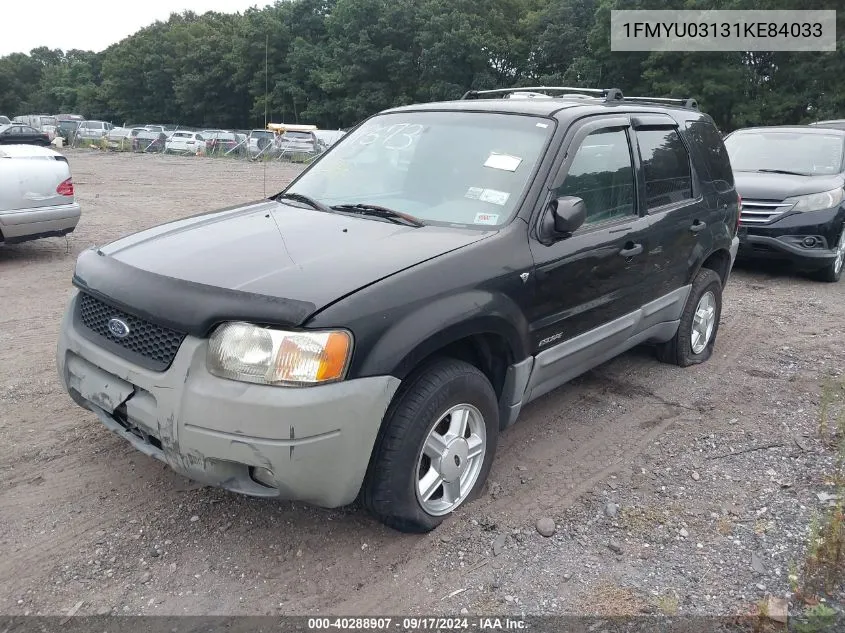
top-left (637, 128), bottom-right (693, 210)
top-left (685, 119), bottom-right (734, 192)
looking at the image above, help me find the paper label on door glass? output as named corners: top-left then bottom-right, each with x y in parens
top-left (484, 153), bottom-right (522, 171)
top-left (479, 188), bottom-right (510, 206)
top-left (473, 212), bottom-right (500, 225)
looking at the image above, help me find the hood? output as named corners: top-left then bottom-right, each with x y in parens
top-left (734, 171), bottom-right (845, 201)
top-left (98, 199), bottom-right (493, 316)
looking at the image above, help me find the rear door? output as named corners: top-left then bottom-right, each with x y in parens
top-left (629, 115), bottom-right (705, 295)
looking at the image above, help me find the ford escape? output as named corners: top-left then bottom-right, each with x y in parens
top-left (57, 87), bottom-right (740, 532)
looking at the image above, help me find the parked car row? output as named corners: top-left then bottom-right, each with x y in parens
top-left (4, 111), bottom-right (345, 161)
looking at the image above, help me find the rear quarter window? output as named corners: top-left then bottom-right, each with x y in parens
top-left (636, 128), bottom-right (693, 210)
top-left (685, 119), bottom-right (734, 192)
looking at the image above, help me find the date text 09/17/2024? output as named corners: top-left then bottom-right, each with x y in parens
top-left (307, 617), bottom-right (527, 630)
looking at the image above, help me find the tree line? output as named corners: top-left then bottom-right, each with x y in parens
top-left (0, 0), bottom-right (842, 132)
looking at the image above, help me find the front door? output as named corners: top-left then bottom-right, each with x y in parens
top-left (525, 116), bottom-right (653, 399)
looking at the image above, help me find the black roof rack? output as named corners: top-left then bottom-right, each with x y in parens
top-left (623, 96), bottom-right (699, 110)
top-left (460, 86), bottom-right (624, 102)
top-left (459, 86), bottom-right (698, 110)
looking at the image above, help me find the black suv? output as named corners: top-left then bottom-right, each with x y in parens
top-left (57, 87), bottom-right (740, 533)
top-left (724, 126), bottom-right (845, 282)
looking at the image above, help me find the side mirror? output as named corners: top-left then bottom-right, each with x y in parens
top-left (539, 196), bottom-right (586, 244)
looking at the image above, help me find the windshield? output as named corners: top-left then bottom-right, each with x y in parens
top-left (252, 130), bottom-right (273, 139)
top-left (725, 130), bottom-right (845, 176)
top-left (41, 116), bottom-right (57, 126)
top-left (285, 111), bottom-right (552, 227)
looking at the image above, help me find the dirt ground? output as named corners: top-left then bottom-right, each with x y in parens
top-left (1, 150), bottom-right (843, 619)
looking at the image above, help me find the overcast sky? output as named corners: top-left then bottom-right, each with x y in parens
top-left (0, 0), bottom-right (270, 57)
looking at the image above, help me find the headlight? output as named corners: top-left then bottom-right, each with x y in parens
top-left (783, 187), bottom-right (844, 213)
top-left (207, 322), bottom-right (352, 386)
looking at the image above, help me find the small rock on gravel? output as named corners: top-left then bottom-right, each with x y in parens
top-left (756, 583), bottom-right (767, 591)
top-left (190, 515), bottom-right (199, 522)
top-left (460, 608), bottom-right (469, 615)
top-left (679, 528), bottom-right (690, 538)
top-left (767, 597), bottom-right (788, 623)
top-left (139, 572), bottom-right (151, 584)
top-left (752, 552), bottom-right (767, 574)
top-left (536, 517), bottom-right (556, 537)
top-left (691, 471), bottom-right (701, 481)
top-left (563, 573), bottom-right (572, 582)
top-left (492, 534), bottom-right (506, 556)
top-left (608, 540), bottom-right (623, 554)
top-left (604, 502), bottom-right (619, 518)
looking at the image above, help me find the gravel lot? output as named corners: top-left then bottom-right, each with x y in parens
top-left (1, 150), bottom-right (843, 619)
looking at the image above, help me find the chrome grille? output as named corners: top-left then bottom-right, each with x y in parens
top-left (77, 293), bottom-right (186, 371)
top-left (740, 199), bottom-right (793, 224)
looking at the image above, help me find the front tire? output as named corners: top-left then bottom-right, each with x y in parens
top-left (657, 268), bottom-right (723, 367)
top-left (812, 227), bottom-right (845, 283)
top-left (363, 358), bottom-right (499, 533)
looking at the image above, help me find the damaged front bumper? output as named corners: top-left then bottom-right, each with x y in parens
top-left (56, 291), bottom-right (400, 508)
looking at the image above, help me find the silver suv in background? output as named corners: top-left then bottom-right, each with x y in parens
top-left (75, 120), bottom-right (114, 141)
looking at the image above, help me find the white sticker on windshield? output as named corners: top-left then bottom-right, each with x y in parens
top-left (474, 212), bottom-right (500, 225)
top-left (536, 122), bottom-right (549, 128)
top-left (465, 186), bottom-right (484, 200)
top-left (479, 188), bottom-right (510, 206)
top-left (484, 153), bottom-right (522, 172)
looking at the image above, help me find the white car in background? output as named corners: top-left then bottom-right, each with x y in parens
top-left (165, 131), bottom-right (206, 154)
top-left (0, 145), bottom-right (81, 244)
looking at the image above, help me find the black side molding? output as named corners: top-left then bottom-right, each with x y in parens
top-left (72, 248), bottom-right (317, 336)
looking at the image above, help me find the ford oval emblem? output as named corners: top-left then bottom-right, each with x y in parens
top-left (107, 317), bottom-right (130, 339)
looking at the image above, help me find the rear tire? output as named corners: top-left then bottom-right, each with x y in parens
top-left (656, 268), bottom-right (722, 367)
top-left (363, 358), bottom-right (499, 533)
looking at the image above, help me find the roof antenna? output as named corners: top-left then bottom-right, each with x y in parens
top-left (263, 33), bottom-right (268, 198)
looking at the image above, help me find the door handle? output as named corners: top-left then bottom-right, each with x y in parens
top-left (690, 220), bottom-right (707, 233)
top-left (618, 243), bottom-right (644, 257)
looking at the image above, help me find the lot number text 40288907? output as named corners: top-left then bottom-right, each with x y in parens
top-left (307, 617), bottom-right (527, 630)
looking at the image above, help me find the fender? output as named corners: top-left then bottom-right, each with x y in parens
top-left (353, 289), bottom-right (533, 380)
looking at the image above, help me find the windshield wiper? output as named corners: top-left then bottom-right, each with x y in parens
top-left (755, 168), bottom-right (812, 176)
top-left (274, 192), bottom-right (333, 213)
top-left (331, 203), bottom-right (425, 227)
